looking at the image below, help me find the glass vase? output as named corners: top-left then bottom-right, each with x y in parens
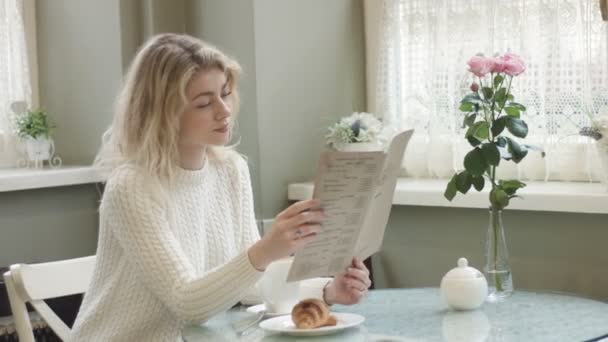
top-left (484, 207), bottom-right (513, 301)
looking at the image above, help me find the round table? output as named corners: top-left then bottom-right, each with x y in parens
top-left (182, 288), bottom-right (608, 341)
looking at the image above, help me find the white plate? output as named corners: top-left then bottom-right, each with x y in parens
top-left (259, 312), bottom-right (365, 337)
top-left (245, 304), bottom-right (289, 318)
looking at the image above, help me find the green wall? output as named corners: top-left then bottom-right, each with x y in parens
top-left (36, 0), bottom-right (122, 165)
top-left (374, 206), bottom-right (608, 300)
top-left (252, 0), bottom-right (366, 218)
top-left (0, 185), bottom-right (99, 266)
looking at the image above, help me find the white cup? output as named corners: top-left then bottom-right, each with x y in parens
top-left (258, 257), bottom-right (300, 314)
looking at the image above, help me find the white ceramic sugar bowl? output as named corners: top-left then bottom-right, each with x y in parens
top-left (440, 257), bottom-right (488, 310)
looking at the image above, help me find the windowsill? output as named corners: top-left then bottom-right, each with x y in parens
top-left (0, 166), bottom-right (105, 192)
top-left (287, 178), bottom-right (608, 214)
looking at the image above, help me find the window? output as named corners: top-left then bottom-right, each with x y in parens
top-left (373, 0), bottom-right (608, 181)
top-left (0, 0), bottom-right (37, 168)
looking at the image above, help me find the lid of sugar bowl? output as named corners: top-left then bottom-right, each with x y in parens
top-left (443, 258), bottom-right (484, 280)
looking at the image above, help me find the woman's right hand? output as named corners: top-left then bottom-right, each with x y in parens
top-left (248, 199), bottom-right (324, 271)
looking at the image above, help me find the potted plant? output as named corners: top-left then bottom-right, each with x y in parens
top-left (325, 112), bottom-right (386, 152)
top-left (580, 112), bottom-right (608, 189)
top-left (444, 52), bottom-right (544, 301)
top-left (14, 107), bottom-right (57, 166)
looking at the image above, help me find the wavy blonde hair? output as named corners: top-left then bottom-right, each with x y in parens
top-left (95, 33), bottom-right (242, 181)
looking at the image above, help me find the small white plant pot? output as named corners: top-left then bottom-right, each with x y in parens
top-left (335, 142), bottom-right (382, 152)
top-left (25, 136), bottom-right (53, 162)
top-left (18, 136), bottom-right (62, 169)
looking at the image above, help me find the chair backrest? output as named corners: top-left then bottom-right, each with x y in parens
top-left (2, 256), bottom-right (95, 342)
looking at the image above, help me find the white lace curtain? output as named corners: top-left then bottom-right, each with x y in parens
top-left (0, 0), bottom-right (32, 168)
top-left (373, 0), bottom-right (608, 181)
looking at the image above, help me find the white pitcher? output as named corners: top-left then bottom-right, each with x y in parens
top-left (257, 257), bottom-right (300, 314)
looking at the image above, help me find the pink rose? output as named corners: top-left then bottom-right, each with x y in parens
top-left (491, 57), bottom-right (507, 73)
top-left (467, 55), bottom-right (493, 77)
top-left (501, 52), bottom-right (525, 76)
top-left (470, 83), bottom-right (479, 92)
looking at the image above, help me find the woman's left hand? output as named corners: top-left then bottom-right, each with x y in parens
top-left (323, 258), bottom-right (371, 305)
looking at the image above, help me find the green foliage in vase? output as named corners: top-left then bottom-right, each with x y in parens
top-left (444, 53), bottom-right (544, 210)
top-left (15, 109), bottom-right (55, 139)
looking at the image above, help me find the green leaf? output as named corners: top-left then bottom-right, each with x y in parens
top-left (463, 113), bottom-right (477, 128)
top-left (482, 87), bottom-right (493, 100)
top-left (444, 175), bottom-right (458, 201)
top-left (498, 146), bottom-right (512, 160)
top-left (494, 75), bottom-right (504, 88)
top-left (499, 179), bottom-right (527, 195)
top-left (481, 143), bottom-right (501, 166)
top-left (456, 171), bottom-right (473, 194)
top-left (464, 148), bottom-right (488, 176)
top-left (15, 110), bottom-right (54, 139)
top-left (462, 93), bottom-right (482, 103)
top-left (494, 87), bottom-right (507, 104)
top-left (524, 144), bottom-right (546, 157)
top-left (490, 188), bottom-right (510, 210)
top-left (509, 102), bottom-right (526, 111)
top-left (491, 117), bottom-right (508, 137)
top-left (465, 125), bottom-right (474, 137)
top-left (506, 137), bottom-right (529, 163)
top-left (471, 121), bottom-right (490, 141)
top-left (504, 106), bottom-right (520, 118)
top-left (472, 176), bottom-right (485, 191)
top-left (496, 136), bottom-right (508, 147)
top-left (466, 135), bottom-right (482, 147)
top-left (506, 117), bottom-right (529, 138)
top-left (507, 94), bottom-right (514, 101)
top-left (459, 102), bottom-right (475, 112)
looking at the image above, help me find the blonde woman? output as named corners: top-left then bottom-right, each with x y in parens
top-left (69, 33), bottom-right (371, 341)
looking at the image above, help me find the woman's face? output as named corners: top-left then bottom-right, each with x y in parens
top-left (179, 67), bottom-right (233, 148)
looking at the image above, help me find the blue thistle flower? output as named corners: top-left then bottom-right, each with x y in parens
top-left (351, 120), bottom-right (361, 138)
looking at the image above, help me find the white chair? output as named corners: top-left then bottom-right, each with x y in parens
top-left (2, 256), bottom-right (95, 342)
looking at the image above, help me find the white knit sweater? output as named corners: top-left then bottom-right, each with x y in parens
top-left (69, 154), bottom-right (322, 341)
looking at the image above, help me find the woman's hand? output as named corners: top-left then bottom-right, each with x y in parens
top-left (248, 199), bottom-right (324, 271)
top-left (323, 258), bottom-right (371, 305)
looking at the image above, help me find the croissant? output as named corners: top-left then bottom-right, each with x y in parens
top-left (291, 298), bottom-right (337, 329)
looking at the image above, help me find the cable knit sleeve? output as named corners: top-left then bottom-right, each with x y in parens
top-left (102, 166), bottom-right (263, 323)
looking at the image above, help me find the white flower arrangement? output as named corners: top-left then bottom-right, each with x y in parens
top-left (580, 112), bottom-right (608, 152)
top-left (580, 112), bottom-right (608, 190)
top-left (325, 112), bottom-right (385, 149)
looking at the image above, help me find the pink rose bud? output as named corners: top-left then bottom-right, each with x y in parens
top-left (501, 52), bottom-right (526, 76)
top-left (467, 55), bottom-right (493, 77)
top-left (470, 83), bottom-right (479, 92)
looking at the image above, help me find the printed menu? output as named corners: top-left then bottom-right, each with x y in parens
top-left (287, 130), bottom-right (414, 281)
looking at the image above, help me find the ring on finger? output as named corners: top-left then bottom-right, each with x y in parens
top-left (295, 228), bottom-right (302, 239)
